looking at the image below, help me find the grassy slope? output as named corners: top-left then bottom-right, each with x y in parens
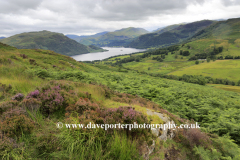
top-left (189, 18), bottom-right (240, 41)
top-left (170, 60), bottom-right (240, 82)
top-left (0, 43), bottom-right (240, 159)
top-left (103, 18), bottom-right (240, 85)
top-left (153, 24), bottom-right (182, 34)
top-left (0, 30), bottom-right (104, 56)
top-left (127, 20), bottom-right (214, 49)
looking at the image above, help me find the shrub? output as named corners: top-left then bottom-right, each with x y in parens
top-left (19, 98), bottom-right (41, 113)
top-left (65, 97), bottom-right (99, 116)
top-left (36, 69), bottom-right (50, 79)
top-left (29, 59), bottom-right (36, 65)
top-left (207, 58), bottom-right (211, 62)
top-left (0, 100), bottom-right (19, 115)
top-left (20, 54), bottom-right (28, 59)
top-left (11, 93), bottom-right (24, 101)
top-left (0, 133), bottom-right (24, 157)
top-left (26, 90), bottom-right (40, 99)
top-left (0, 108), bottom-right (35, 137)
top-left (0, 83), bottom-right (12, 93)
top-left (36, 133), bottom-right (60, 157)
top-left (174, 128), bottom-right (211, 149)
top-left (185, 128), bottom-right (211, 148)
top-left (237, 80), bottom-right (240, 86)
top-left (38, 85), bottom-right (64, 115)
top-left (100, 106), bottom-right (150, 136)
top-left (183, 51), bottom-right (190, 56)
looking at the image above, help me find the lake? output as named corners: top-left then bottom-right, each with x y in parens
top-left (71, 47), bottom-right (146, 61)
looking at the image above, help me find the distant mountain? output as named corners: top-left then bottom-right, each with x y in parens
top-left (188, 18), bottom-right (240, 42)
top-left (214, 19), bottom-right (227, 21)
top-left (0, 30), bottom-right (104, 56)
top-left (65, 34), bottom-right (83, 39)
top-left (69, 32), bottom-right (108, 42)
top-left (153, 23), bottom-right (183, 34)
top-left (126, 20), bottom-right (215, 49)
top-left (77, 27), bottom-right (149, 47)
top-left (152, 27), bottom-right (164, 33)
top-left (0, 37), bottom-right (5, 39)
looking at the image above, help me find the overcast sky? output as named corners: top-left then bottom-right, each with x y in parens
top-left (0, 0), bottom-right (240, 37)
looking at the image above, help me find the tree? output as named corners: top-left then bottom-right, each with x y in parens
top-left (195, 60), bottom-right (199, 65)
top-left (180, 50), bottom-right (183, 55)
top-left (207, 58), bottom-right (211, 63)
top-left (237, 80), bottom-right (240, 86)
top-left (183, 51), bottom-right (190, 56)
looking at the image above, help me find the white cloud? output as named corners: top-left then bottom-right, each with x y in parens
top-left (0, 0), bottom-right (239, 37)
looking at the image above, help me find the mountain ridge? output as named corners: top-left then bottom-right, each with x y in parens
top-left (126, 20), bottom-right (215, 49)
top-left (77, 27), bottom-right (149, 47)
top-left (0, 30), bottom-right (105, 56)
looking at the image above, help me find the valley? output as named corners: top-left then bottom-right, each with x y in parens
top-left (1, 15), bottom-right (240, 159)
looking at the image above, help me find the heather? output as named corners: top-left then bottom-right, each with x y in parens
top-left (0, 43), bottom-right (240, 159)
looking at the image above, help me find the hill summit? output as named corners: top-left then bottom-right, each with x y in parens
top-left (0, 30), bottom-right (103, 56)
top-left (77, 27), bottom-right (149, 47)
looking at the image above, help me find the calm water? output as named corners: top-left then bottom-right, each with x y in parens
top-left (71, 47), bottom-right (146, 61)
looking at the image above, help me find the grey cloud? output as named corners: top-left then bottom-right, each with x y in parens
top-left (221, 0), bottom-right (240, 6)
top-left (0, 0), bottom-right (239, 37)
top-left (86, 0), bottom-right (200, 21)
top-left (0, 0), bottom-right (43, 14)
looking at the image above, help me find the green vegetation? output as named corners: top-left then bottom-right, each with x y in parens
top-left (153, 24), bottom-right (182, 34)
top-left (127, 20), bottom-right (214, 49)
top-left (0, 30), bottom-right (105, 56)
top-left (98, 18), bottom-right (240, 88)
top-left (0, 42), bottom-right (240, 159)
top-left (189, 18), bottom-right (240, 41)
top-left (170, 60), bottom-right (240, 82)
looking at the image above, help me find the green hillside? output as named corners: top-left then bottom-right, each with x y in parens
top-left (0, 42), bottom-right (240, 159)
top-left (189, 18), bottom-right (240, 41)
top-left (153, 23), bottom-right (183, 34)
top-left (0, 30), bottom-right (105, 56)
top-left (127, 20), bottom-right (214, 49)
top-left (100, 18), bottom-right (240, 89)
top-left (67, 31), bottom-right (109, 42)
top-left (78, 27), bottom-right (149, 47)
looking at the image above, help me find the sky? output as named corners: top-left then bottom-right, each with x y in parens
top-left (0, 0), bottom-right (240, 37)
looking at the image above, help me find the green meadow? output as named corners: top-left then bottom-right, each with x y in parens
top-left (170, 59), bottom-right (240, 82)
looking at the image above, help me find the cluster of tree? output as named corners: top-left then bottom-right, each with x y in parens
top-left (152, 54), bottom-right (165, 62)
top-left (162, 74), bottom-right (238, 86)
top-left (150, 49), bottom-right (168, 55)
top-left (180, 50), bottom-right (190, 56)
top-left (216, 55), bottom-right (240, 60)
top-left (189, 53), bottom-right (208, 60)
top-left (188, 46), bottom-right (223, 61)
top-left (225, 55), bottom-right (234, 59)
top-left (113, 45), bottom-right (180, 66)
top-left (133, 69), bottom-right (239, 86)
top-left (223, 55), bottom-right (240, 59)
top-left (167, 45), bottom-right (180, 52)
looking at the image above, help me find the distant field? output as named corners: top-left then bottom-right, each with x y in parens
top-left (103, 52), bottom-right (144, 63)
top-left (170, 59), bottom-right (240, 82)
top-left (207, 84), bottom-right (240, 93)
top-left (123, 60), bottom-right (195, 74)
